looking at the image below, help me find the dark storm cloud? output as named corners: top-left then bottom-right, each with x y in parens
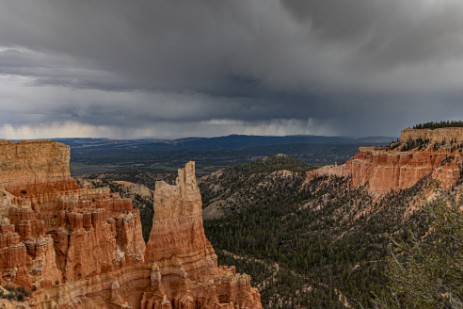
top-left (282, 0), bottom-right (463, 67)
top-left (1, 0), bottom-right (463, 138)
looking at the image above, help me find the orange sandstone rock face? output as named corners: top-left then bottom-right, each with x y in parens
top-left (145, 162), bottom-right (216, 272)
top-left (400, 127), bottom-right (463, 144)
top-left (0, 140), bottom-right (78, 197)
top-left (307, 128), bottom-right (463, 194)
top-left (0, 140), bottom-right (146, 307)
top-left (0, 140), bottom-right (262, 308)
top-left (143, 161), bottom-right (262, 308)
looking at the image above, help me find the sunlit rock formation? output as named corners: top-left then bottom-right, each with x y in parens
top-left (143, 161), bottom-right (262, 308)
top-left (307, 127), bottom-right (463, 193)
top-left (0, 140), bottom-right (262, 308)
top-left (400, 127), bottom-right (463, 144)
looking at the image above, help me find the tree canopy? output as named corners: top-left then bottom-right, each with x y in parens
top-left (413, 121), bottom-right (463, 130)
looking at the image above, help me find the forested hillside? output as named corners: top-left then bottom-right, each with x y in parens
top-left (202, 157), bottom-right (463, 308)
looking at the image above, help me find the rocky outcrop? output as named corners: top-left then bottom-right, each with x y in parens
top-left (143, 161), bottom-right (262, 308)
top-left (400, 127), bottom-right (463, 144)
top-left (0, 141), bottom-right (146, 307)
top-left (0, 140), bottom-right (262, 308)
top-left (307, 128), bottom-right (463, 194)
top-left (0, 141), bottom-right (78, 198)
top-left (113, 181), bottom-right (152, 198)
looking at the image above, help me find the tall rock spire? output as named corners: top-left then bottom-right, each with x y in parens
top-left (144, 161), bottom-right (262, 308)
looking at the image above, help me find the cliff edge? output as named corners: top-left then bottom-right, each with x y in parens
top-left (306, 127), bottom-right (463, 194)
top-left (0, 140), bottom-right (262, 308)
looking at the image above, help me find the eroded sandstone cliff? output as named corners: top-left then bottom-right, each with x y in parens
top-left (143, 161), bottom-right (261, 308)
top-left (400, 127), bottom-right (463, 144)
top-left (306, 128), bottom-right (463, 194)
top-left (0, 141), bottom-right (262, 308)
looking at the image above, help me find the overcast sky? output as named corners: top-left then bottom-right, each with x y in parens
top-left (1, 0), bottom-right (463, 139)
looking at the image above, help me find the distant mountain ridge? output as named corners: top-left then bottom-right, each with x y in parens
top-left (54, 134), bottom-right (395, 149)
top-left (51, 135), bottom-right (395, 176)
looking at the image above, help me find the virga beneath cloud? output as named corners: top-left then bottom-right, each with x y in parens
top-left (1, 0), bottom-right (463, 138)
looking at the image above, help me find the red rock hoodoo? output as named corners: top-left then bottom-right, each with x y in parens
top-left (143, 161), bottom-right (261, 309)
top-left (307, 128), bottom-right (463, 194)
top-left (0, 140), bottom-right (262, 308)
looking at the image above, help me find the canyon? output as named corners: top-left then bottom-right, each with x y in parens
top-left (0, 140), bottom-right (262, 308)
top-left (306, 127), bottom-right (463, 194)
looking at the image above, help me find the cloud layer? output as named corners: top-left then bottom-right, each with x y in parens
top-left (1, 0), bottom-right (463, 139)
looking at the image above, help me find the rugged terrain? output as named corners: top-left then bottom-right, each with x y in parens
top-left (306, 128), bottom-right (463, 194)
top-left (11, 127), bottom-right (462, 308)
top-left (75, 175), bottom-right (157, 242)
top-left (200, 154), bottom-right (312, 219)
top-left (203, 127), bottom-right (463, 308)
top-left (0, 140), bottom-right (262, 308)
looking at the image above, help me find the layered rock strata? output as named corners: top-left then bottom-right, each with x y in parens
top-left (400, 127), bottom-right (463, 144)
top-left (307, 128), bottom-right (463, 194)
top-left (0, 140), bottom-right (262, 308)
top-left (0, 141), bottom-right (78, 198)
top-left (143, 161), bottom-right (261, 308)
